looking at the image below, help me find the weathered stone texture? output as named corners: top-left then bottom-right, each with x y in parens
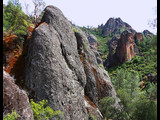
top-left (25, 6), bottom-right (88, 120)
top-left (100, 17), bottom-right (133, 36)
top-left (116, 30), bottom-right (135, 63)
top-left (104, 30), bottom-right (138, 68)
top-left (74, 28), bottom-right (120, 110)
top-left (25, 5), bottom-right (120, 120)
top-left (3, 70), bottom-right (33, 120)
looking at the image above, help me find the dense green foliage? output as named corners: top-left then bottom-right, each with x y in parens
top-left (31, 99), bottom-right (63, 120)
top-left (3, 111), bottom-right (19, 120)
top-left (100, 35), bottom-right (157, 120)
top-left (3, 0), bottom-right (32, 43)
top-left (100, 78), bottom-right (157, 120)
top-left (100, 97), bottom-right (125, 120)
top-left (132, 94), bottom-right (157, 120)
top-left (112, 70), bottom-right (140, 98)
top-left (88, 113), bottom-right (96, 120)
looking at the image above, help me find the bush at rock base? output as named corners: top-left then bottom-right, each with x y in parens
top-left (3, 111), bottom-right (19, 120)
top-left (30, 99), bottom-right (63, 120)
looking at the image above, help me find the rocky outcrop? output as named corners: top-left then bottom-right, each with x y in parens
top-left (134, 32), bottom-right (143, 43)
top-left (104, 36), bottom-right (119, 68)
top-left (74, 26), bottom-right (120, 105)
top-left (25, 6), bottom-right (88, 120)
top-left (98, 17), bottom-right (136, 37)
top-left (25, 5), bottom-right (120, 120)
top-left (116, 30), bottom-right (135, 63)
top-left (85, 32), bottom-right (98, 47)
top-left (84, 31), bottom-right (102, 65)
top-left (104, 30), bottom-right (137, 68)
top-left (143, 30), bottom-right (154, 38)
top-left (3, 69), bottom-right (33, 120)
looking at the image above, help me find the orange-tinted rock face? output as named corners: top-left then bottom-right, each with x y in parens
top-left (116, 30), bottom-right (135, 63)
top-left (3, 27), bottom-right (34, 89)
top-left (3, 34), bottom-right (22, 73)
top-left (104, 30), bottom-right (136, 68)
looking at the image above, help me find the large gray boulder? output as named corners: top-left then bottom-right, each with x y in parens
top-left (25, 5), bottom-right (88, 120)
top-left (25, 5), bottom-right (120, 120)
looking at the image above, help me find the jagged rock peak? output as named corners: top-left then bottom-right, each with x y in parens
top-left (106, 17), bottom-right (131, 27)
top-left (143, 30), bottom-right (154, 38)
top-left (99, 17), bottom-right (134, 36)
top-left (143, 30), bottom-right (153, 35)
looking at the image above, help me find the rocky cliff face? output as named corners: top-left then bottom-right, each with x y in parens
top-left (104, 30), bottom-right (139, 68)
top-left (74, 27), bottom-right (120, 106)
top-left (3, 69), bottom-right (33, 120)
top-left (134, 32), bottom-right (143, 43)
top-left (25, 6), bottom-right (88, 120)
top-left (116, 30), bottom-right (135, 63)
top-left (25, 5), bottom-right (120, 120)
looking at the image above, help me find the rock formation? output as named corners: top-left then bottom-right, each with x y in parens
top-left (3, 3), bottom-right (156, 120)
top-left (98, 17), bottom-right (136, 37)
top-left (74, 26), bottom-right (120, 106)
top-left (104, 30), bottom-right (138, 68)
top-left (3, 69), bottom-right (33, 120)
top-left (134, 32), bottom-right (143, 43)
top-left (25, 5), bottom-right (88, 120)
top-left (85, 32), bottom-right (98, 47)
top-left (143, 30), bottom-right (154, 38)
top-left (25, 5), bottom-right (120, 120)
top-left (101, 18), bottom-right (155, 68)
top-left (117, 30), bottom-right (135, 63)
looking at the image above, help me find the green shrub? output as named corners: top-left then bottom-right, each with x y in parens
top-left (72, 27), bottom-right (80, 33)
top-left (99, 64), bottom-right (103, 68)
top-left (132, 94), bottom-right (157, 120)
top-left (3, 0), bottom-right (32, 44)
top-left (88, 113), bottom-right (96, 120)
top-left (100, 97), bottom-right (129, 120)
top-left (3, 111), bottom-right (19, 120)
top-left (30, 99), bottom-right (63, 120)
top-left (83, 41), bottom-right (88, 52)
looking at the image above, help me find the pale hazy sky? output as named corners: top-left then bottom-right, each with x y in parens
top-left (3, 0), bottom-right (157, 34)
